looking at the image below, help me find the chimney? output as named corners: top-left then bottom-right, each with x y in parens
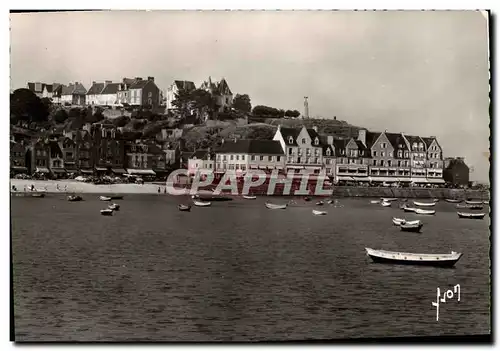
top-left (105, 80), bottom-right (112, 86)
top-left (357, 129), bottom-right (367, 146)
top-left (234, 137), bottom-right (237, 143)
top-left (327, 135), bottom-right (334, 145)
top-left (92, 81), bottom-right (96, 84)
top-left (75, 82), bottom-right (79, 85)
top-left (147, 76), bottom-right (154, 82)
top-left (221, 138), bottom-right (225, 145)
top-left (312, 125), bottom-right (318, 132)
top-left (333, 116), bottom-right (337, 120)
top-left (135, 77), bottom-right (142, 81)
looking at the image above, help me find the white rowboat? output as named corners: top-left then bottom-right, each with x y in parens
top-left (381, 198), bottom-right (398, 202)
top-left (413, 201), bottom-right (436, 207)
top-left (445, 198), bottom-right (462, 203)
top-left (403, 206), bottom-right (418, 213)
top-left (265, 202), bottom-right (287, 210)
top-left (243, 195), bottom-right (257, 200)
top-left (415, 208), bottom-right (435, 215)
top-left (457, 212), bottom-right (486, 219)
top-left (381, 201), bottom-right (392, 207)
top-left (465, 200), bottom-right (483, 205)
top-left (392, 217), bottom-right (421, 226)
top-left (108, 203), bottom-right (120, 211)
top-left (365, 248), bottom-right (462, 267)
top-left (100, 209), bottom-right (114, 216)
top-left (193, 200), bottom-right (211, 207)
top-left (99, 196), bottom-right (111, 201)
top-left (371, 200), bottom-right (381, 204)
top-left (312, 210), bottom-right (327, 215)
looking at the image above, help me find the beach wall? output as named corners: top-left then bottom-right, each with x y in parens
top-left (329, 186), bottom-right (489, 200)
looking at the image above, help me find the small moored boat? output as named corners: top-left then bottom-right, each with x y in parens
top-left (108, 203), bottom-right (120, 211)
top-left (457, 212), bottom-right (486, 219)
top-left (110, 195), bottom-right (124, 200)
top-left (465, 200), bottom-right (483, 205)
top-left (68, 195), bottom-right (83, 202)
top-left (413, 201), bottom-right (436, 207)
top-left (193, 200), bottom-right (211, 207)
top-left (403, 206), bottom-right (418, 213)
top-left (312, 209), bottom-right (327, 215)
top-left (100, 209), bottom-right (114, 216)
top-left (392, 217), bottom-right (421, 226)
top-left (99, 196), bottom-right (111, 201)
top-left (381, 198), bottom-right (397, 202)
top-left (365, 248), bottom-right (463, 267)
top-left (304, 197), bottom-right (311, 202)
top-left (381, 201), bottom-right (392, 207)
top-left (400, 222), bottom-right (424, 233)
top-left (445, 198), bottom-right (462, 203)
top-left (433, 198), bottom-right (440, 202)
top-left (415, 208), bottom-right (435, 215)
top-left (178, 204), bottom-right (191, 212)
top-left (370, 200), bottom-right (381, 204)
top-left (265, 202), bottom-right (287, 210)
top-left (243, 195), bottom-right (257, 200)
top-left (483, 200), bottom-right (489, 205)
top-left (316, 201), bottom-right (324, 206)
top-left (31, 193), bottom-right (45, 198)
top-left (327, 199), bottom-right (335, 204)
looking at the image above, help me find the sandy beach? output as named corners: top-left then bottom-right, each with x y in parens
top-left (10, 179), bottom-right (176, 195)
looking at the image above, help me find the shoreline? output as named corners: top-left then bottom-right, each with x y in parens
top-left (9, 179), bottom-right (490, 199)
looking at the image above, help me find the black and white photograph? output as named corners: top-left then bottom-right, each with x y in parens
top-left (9, 9), bottom-right (491, 342)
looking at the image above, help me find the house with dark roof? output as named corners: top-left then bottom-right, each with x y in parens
top-left (61, 82), bottom-right (87, 106)
top-left (86, 81), bottom-right (106, 105)
top-left (116, 77), bottom-right (138, 105)
top-left (48, 140), bottom-right (65, 177)
top-left (166, 80), bottom-right (197, 110)
top-left (10, 140), bottom-right (27, 175)
top-left (443, 157), bottom-right (469, 186)
top-left (128, 77), bottom-right (160, 107)
top-left (330, 137), bottom-right (370, 183)
top-left (421, 136), bottom-right (444, 183)
top-left (273, 125), bottom-right (323, 172)
top-left (124, 140), bottom-right (166, 177)
top-left (401, 134), bottom-right (428, 182)
top-left (30, 139), bottom-right (50, 175)
top-left (27, 82), bottom-right (46, 98)
top-left (199, 77), bottom-right (233, 112)
top-left (214, 139), bottom-right (285, 174)
top-left (86, 81), bottom-right (121, 106)
top-left (187, 149), bottom-right (215, 176)
top-left (59, 137), bottom-right (77, 173)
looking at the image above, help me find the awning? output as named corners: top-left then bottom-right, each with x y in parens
top-left (51, 168), bottom-right (67, 173)
top-left (426, 178), bottom-right (445, 184)
top-left (81, 169), bottom-right (93, 174)
top-left (111, 168), bottom-right (127, 174)
top-left (11, 166), bottom-right (27, 171)
top-left (127, 169), bottom-right (156, 175)
top-left (35, 167), bottom-right (50, 173)
top-left (397, 178), bottom-right (412, 182)
top-left (337, 176), bottom-right (354, 181)
top-left (95, 167), bottom-right (108, 171)
top-left (370, 177), bottom-right (399, 183)
top-left (411, 178), bottom-right (429, 183)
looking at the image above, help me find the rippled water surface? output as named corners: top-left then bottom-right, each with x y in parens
top-left (11, 194), bottom-right (491, 341)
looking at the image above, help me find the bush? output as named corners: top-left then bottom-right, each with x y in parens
top-left (53, 109), bottom-right (69, 124)
top-left (113, 116), bottom-right (131, 128)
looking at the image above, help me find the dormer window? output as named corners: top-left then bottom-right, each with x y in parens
top-left (360, 151), bottom-right (364, 156)
top-left (288, 136), bottom-right (294, 144)
top-left (326, 149), bottom-right (331, 156)
top-left (302, 138), bottom-right (306, 144)
top-left (314, 138), bottom-right (319, 145)
top-left (382, 142), bottom-right (387, 148)
top-left (412, 142), bottom-right (417, 150)
top-left (398, 150), bottom-right (402, 158)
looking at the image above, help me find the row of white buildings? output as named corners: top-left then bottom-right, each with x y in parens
top-left (187, 125), bottom-right (445, 184)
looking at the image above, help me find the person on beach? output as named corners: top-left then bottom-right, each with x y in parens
top-left (56, 184), bottom-right (59, 191)
top-left (164, 187), bottom-right (166, 194)
top-left (31, 184), bottom-right (35, 191)
top-left (158, 187), bottom-right (161, 193)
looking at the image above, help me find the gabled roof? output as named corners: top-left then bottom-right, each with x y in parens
top-left (279, 127), bottom-right (300, 146)
top-left (130, 79), bottom-right (152, 90)
top-left (306, 128), bottom-right (321, 143)
top-left (61, 83), bottom-right (87, 95)
top-left (364, 131), bottom-right (381, 149)
top-left (48, 140), bottom-right (63, 157)
top-left (87, 82), bottom-right (105, 95)
top-left (322, 144), bottom-right (334, 156)
top-left (421, 137), bottom-right (436, 148)
top-left (218, 78), bottom-right (232, 95)
top-left (174, 80), bottom-right (196, 91)
top-left (385, 132), bottom-right (408, 151)
top-left (332, 139), bottom-right (348, 153)
top-left (147, 143), bottom-right (164, 155)
top-left (216, 139), bottom-right (284, 155)
top-left (190, 149), bottom-right (212, 160)
top-left (27, 82), bottom-right (45, 93)
top-left (101, 83), bottom-right (120, 95)
top-left (403, 134), bottom-right (424, 147)
top-left (44, 84), bottom-right (53, 93)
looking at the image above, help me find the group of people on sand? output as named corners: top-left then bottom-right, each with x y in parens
top-left (158, 187), bottom-right (167, 194)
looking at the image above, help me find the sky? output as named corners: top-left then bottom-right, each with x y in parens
top-left (9, 10), bottom-right (490, 182)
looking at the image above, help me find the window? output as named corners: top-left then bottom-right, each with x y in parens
top-left (388, 152), bottom-right (392, 158)
top-left (314, 138), bottom-right (319, 145)
top-left (242, 155), bottom-right (245, 160)
top-left (326, 159), bottom-right (330, 165)
top-left (260, 156), bottom-right (264, 161)
top-left (223, 155), bottom-right (227, 161)
top-left (360, 151), bottom-right (364, 156)
top-left (397, 160), bottom-right (401, 167)
top-left (297, 157), bottom-right (302, 163)
top-left (251, 155), bottom-right (256, 161)
top-left (404, 152), bottom-right (409, 158)
top-left (398, 150), bottom-right (402, 158)
top-left (315, 158), bottom-right (319, 164)
top-left (302, 138), bottom-right (306, 144)
top-left (288, 148), bottom-right (293, 155)
top-left (382, 142), bottom-right (386, 148)
top-left (373, 151), bottom-right (377, 157)
top-left (269, 156), bottom-right (274, 162)
top-left (388, 160), bottom-right (392, 167)
top-left (326, 149), bottom-right (331, 156)
top-left (277, 156), bottom-right (281, 162)
top-left (148, 92), bottom-right (152, 98)
top-left (306, 148), bottom-right (310, 155)
top-left (372, 159), bottom-right (376, 165)
top-left (236, 155), bottom-right (239, 161)
top-left (381, 152), bottom-right (385, 157)
top-left (230, 155), bottom-right (234, 160)
top-left (288, 137), bottom-right (294, 144)
top-left (315, 149), bottom-right (319, 156)
top-left (217, 155), bottom-right (221, 160)
top-left (380, 160), bottom-right (384, 166)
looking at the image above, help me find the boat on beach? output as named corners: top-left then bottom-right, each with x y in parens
top-left (67, 195), bottom-right (83, 202)
top-left (466, 200), bottom-right (483, 205)
top-left (381, 201), bottom-right (392, 207)
top-left (392, 217), bottom-right (421, 226)
top-left (243, 195), bottom-right (257, 200)
top-left (193, 200), bottom-right (211, 207)
top-left (31, 193), bottom-right (45, 198)
top-left (365, 248), bottom-right (463, 267)
top-left (445, 198), bottom-right (462, 203)
top-left (415, 208), bottom-right (435, 215)
top-left (316, 201), bottom-right (324, 206)
top-left (100, 209), bottom-right (114, 216)
top-left (178, 204), bottom-right (191, 212)
top-left (108, 203), bottom-right (120, 211)
top-left (413, 201), bottom-right (436, 207)
top-left (99, 196), bottom-right (111, 201)
top-left (312, 209), bottom-right (327, 215)
top-left (457, 212), bottom-right (486, 219)
top-left (304, 197), bottom-right (311, 202)
top-left (400, 222), bottom-right (424, 232)
top-left (265, 202), bottom-right (287, 210)
top-left (381, 198), bottom-right (398, 202)
top-left (483, 200), bottom-right (489, 204)
top-left (456, 204), bottom-right (483, 210)
top-left (433, 198), bottom-right (440, 202)
top-left (110, 195), bottom-right (124, 200)
top-left (402, 205), bottom-right (418, 213)
top-left (370, 200), bottom-right (381, 204)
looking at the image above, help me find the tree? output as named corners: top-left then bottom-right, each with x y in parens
top-left (85, 107), bottom-right (104, 124)
top-left (10, 88), bottom-right (50, 123)
top-left (252, 105), bottom-right (281, 118)
top-left (53, 109), bottom-right (69, 124)
top-left (113, 116), bottom-right (131, 127)
top-left (190, 89), bottom-right (216, 122)
top-left (232, 94), bottom-right (252, 113)
top-left (246, 126), bottom-right (276, 140)
top-left (172, 88), bottom-right (194, 118)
